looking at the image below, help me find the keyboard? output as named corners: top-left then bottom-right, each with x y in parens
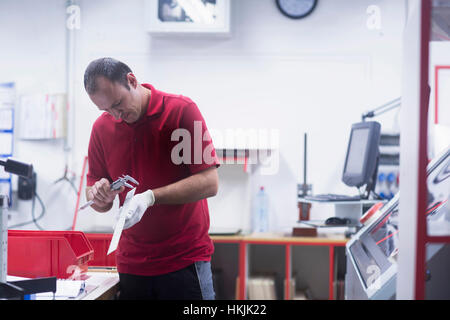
top-left (303, 194), bottom-right (362, 202)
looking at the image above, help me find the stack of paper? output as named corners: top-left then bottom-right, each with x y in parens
top-left (247, 275), bottom-right (276, 300)
top-left (36, 280), bottom-right (86, 299)
top-left (287, 278), bottom-right (308, 300)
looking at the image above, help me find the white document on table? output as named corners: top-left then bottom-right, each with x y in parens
top-left (107, 188), bottom-right (136, 255)
top-left (37, 280), bottom-right (86, 299)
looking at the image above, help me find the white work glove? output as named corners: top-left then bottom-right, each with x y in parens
top-left (123, 190), bottom-right (155, 230)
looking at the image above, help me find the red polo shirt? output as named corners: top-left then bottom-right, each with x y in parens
top-left (86, 84), bottom-right (219, 276)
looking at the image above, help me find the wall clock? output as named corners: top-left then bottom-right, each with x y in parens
top-left (276, 0), bottom-right (318, 19)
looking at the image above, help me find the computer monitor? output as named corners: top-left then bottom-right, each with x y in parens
top-left (342, 121), bottom-right (381, 198)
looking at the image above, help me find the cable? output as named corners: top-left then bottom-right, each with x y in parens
top-left (357, 186), bottom-right (383, 200)
top-left (9, 192), bottom-right (46, 230)
top-left (31, 193), bottom-right (45, 230)
top-left (370, 190), bottom-right (384, 201)
top-left (357, 186), bottom-right (364, 197)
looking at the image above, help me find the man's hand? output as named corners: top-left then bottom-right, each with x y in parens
top-left (123, 190), bottom-right (155, 229)
top-left (86, 178), bottom-right (125, 212)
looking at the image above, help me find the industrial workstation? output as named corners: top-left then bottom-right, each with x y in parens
top-left (0, 0), bottom-right (449, 304)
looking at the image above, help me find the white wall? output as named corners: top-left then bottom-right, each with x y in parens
top-left (0, 0), bottom-right (406, 232)
top-left (428, 41), bottom-right (450, 159)
top-left (0, 0), bottom-right (75, 230)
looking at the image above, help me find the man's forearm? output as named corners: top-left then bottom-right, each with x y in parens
top-left (153, 167), bottom-right (218, 205)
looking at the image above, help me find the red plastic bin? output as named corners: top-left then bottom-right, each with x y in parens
top-left (85, 233), bottom-right (116, 267)
top-left (8, 230), bottom-right (94, 279)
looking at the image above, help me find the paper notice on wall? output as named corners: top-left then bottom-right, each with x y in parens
top-left (0, 83), bottom-right (15, 107)
top-left (0, 132), bottom-right (13, 156)
top-left (0, 109), bottom-right (13, 131)
top-left (19, 93), bottom-right (67, 140)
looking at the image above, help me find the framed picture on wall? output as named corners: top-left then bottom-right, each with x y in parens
top-left (145, 0), bottom-right (231, 35)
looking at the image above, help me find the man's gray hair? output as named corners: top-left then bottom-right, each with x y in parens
top-left (84, 57), bottom-right (132, 94)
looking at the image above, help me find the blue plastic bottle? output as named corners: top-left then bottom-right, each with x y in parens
top-left (377, 172), bottom-right (387, 199)
top-left (387, 172), bottom-right (397, 199)
top-left (252, 186), bottom-right (269, 233)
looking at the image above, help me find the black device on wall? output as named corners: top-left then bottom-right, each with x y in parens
top-left (0, 158), bottom-right (33, 178)
top-left (18, 171), bottom-right (37, 200)
top-left (342, 121), bottom-right (381, 199)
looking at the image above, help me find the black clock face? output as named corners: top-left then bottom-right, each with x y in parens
top-left (276, 0), bottom-right (318, 19)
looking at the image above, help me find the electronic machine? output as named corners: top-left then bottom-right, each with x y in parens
top-left (345, 145), bottom-right (450, 299)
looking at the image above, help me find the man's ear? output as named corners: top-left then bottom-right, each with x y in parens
top-left (127, 72), bottom-right (138, 89)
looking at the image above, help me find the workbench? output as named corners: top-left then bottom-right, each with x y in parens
top-left (86, 232), bottom-right (348, 300)
top-left (78, 269), bottom-right (119, 300)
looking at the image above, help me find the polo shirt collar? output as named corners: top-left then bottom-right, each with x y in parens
top-left (143, 83), bottom-right (164, 117)
top-left (118, 83), bottom-right (163, 127)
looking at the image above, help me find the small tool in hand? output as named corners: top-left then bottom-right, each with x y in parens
top-left (79, 174), bottom-right (139, 210)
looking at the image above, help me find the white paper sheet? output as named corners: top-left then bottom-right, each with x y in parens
top-left (35, 280), bottom-right (86, 299)
top-left (107, 188), bottom-right (136, 255)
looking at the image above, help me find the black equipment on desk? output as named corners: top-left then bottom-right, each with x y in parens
top-left (305, 121), bottom-right (381, 201)
top-left (0, 277), bottom-right (57, 300)
top-left (325, 217), bottom-right (352, 226)
top-left (346, 146), bottom-right (450, 300)
top-left (342, 121), bottom-right (381, 193)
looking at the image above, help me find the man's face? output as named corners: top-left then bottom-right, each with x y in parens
top-left (89, 74), bottom-right (143, 124)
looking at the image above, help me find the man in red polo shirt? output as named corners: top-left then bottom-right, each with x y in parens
top-left (83, 57), bottom-right (219, 300)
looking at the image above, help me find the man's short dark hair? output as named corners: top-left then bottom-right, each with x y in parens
top-left (84, 57), bottom-right (132, 94)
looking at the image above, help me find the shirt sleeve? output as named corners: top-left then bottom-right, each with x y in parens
top-left (177, 102), bottom-right (220, 175)
top-left (86, 124), bottom-right (110, 186)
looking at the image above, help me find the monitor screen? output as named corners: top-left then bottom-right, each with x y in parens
top-left (345, 128), bottom-right (370, 175)
top-left (342, 121), bottom-right (381, 189)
